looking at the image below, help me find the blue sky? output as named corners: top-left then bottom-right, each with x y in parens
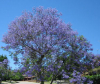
top-left (0, 0), bottom-right (100, 70)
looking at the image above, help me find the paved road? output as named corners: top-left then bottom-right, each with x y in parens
top-left (2, 81), bottom-right (40, 84)
top-left (16, 81), bottom-right (40, 84)
top-left (2, 81), bottom-right (71, 84)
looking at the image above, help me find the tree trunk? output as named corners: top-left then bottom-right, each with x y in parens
top-left (41, 81), bottom-right (44, 84)
top-left (50, 79), bottom-right (54, 84)
top-left (0, 78), bottom-right (1, 84)
top-left (10, 78), bottom-right (11, 83)
top-left (50, 76), bottom-right (54, 84)
top-left (36, 55), bottom-right (45, 84)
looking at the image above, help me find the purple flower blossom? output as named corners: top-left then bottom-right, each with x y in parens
top-left (20, 67), bottom-right (27, 72)
top-left (14, 69), bottom-right (18, 73)
top-left (69, 78), bottom-right (77, 83)
top-left (62, 74), bottom-right (69, 79)
top-left (3, 59), bottom-right (8, 62)
top-left (57, 65), bottom-right (61, 68)
top-left (13, 56), bottom-right (18, 61)
top-left (72, 72), bottom-right (76, 77)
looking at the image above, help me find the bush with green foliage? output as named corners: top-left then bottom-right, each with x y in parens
top-left (11, 70), bottom-right (24, 81)
top-left (84, 74), bottom-right (100, 84)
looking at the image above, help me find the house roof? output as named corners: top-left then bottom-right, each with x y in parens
top-left (22, 75), bottom-right (35, 78)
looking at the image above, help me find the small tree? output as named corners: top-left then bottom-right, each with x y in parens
top-left (0, 54), bottom-right (10, 81)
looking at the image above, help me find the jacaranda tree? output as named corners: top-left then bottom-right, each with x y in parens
top-left (2, 6), bottom-right (95, 84)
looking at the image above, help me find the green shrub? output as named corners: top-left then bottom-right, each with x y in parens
top-left (12, 75), bottom-right (20, 81)
top-left (11, 72), bottom-right (24, 81)
top-left (84, 74), bottom-right (100, 84)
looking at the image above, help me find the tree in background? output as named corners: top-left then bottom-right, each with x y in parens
top-left (0, 54), bottom-right (8, 69)
top-left (11, 69), bottom-right (24, 81)
top-left (83, 54), bottom-right (100, 75)
top-left (2, 6), bottom-right (95, 84)
top-left (0, 54), bottom-right (10, 81)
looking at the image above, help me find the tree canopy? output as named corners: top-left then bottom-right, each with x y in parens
top-left (2, 6), bottom-right (95, 84)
